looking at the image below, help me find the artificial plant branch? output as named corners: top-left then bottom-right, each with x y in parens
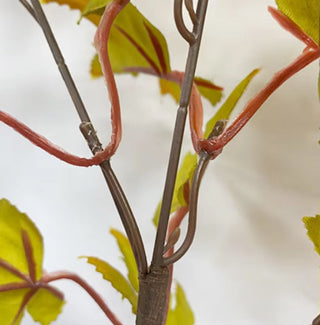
top-left (199, 47), bottom-right (319, 155)
top-left (152, 0), bottom-right (209, 266)
top-left (163, 120), bottom-right (227, 266)
top-left (42, 271), bottom-right (122, 325)
top-left (17, 0), bottom-right (148, 274)
top-left (174, 0), bottom-right (196, 44)
top-left (198, 7), bottom-right (320, 155)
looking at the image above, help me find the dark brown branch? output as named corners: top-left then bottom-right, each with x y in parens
top-left (152, 0), bottom-right (209, 267)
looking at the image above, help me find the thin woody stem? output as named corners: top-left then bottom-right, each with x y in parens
top-left (42, 271), bottom-right (122, 325)
top-left (152, 0), bottom-right (209, 266)
top-left (163, 120), bottom-right (226, 266)
top-left (29, 0), bottom-right (91, 124)
top-left (19, 0), bottom-right (147, 273)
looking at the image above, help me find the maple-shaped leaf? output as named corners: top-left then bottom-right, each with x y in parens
top-left (303, 215), bottom-right (320, 255)
top-left (153, 152), bottom-right (197, 226)
top-left (275, 0), bottom-right (319, 44)
top-left (110, 229), bottom-right (139, 292)
top-left (166, 283), bottom-right (194, 325)
top-left (82, 256), bottom-right (138, 314)
top-left (204, 69), bottom-right (259, 138)
top-left (0, 199), bottom-right (64, 325)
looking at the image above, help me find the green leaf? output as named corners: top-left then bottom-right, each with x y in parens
top-left (0, 199), bottom-right (64, 325)
top-left (275, 0), bottom-right (319, 44)
top-left (42, 0), bottom-right (101, 25)
top-left (166, 283), bottom-right (194, 325)
top-left (153, 152), bottom-right (197, 226)
top-left (303, 215), bottom-right (320, 255)
top-left (27, 289), bottom-right (65, 325)
top-left (0, 289), bottom-right (29, 325)
top-left (0, 199), bottom-right (43, 281)
top-left (159, 77), bottom-right (223, 106)
top-left (82, 256), bottom-right (138, 313)
top-left (83, 0), bottom-right (171, 75)
top-left (194, 77), bottom-right (223, 106)
top-left (204, 69), bottom-right (259, 138)
top-left (159, 78), bottom-right (181, 103)
top-left (110, 228), bottom-right (139, 292)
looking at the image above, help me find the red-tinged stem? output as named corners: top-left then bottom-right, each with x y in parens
top-left (199, 47), bottom-right (319, 155)
top-left (93, 0), bottom-right (128, 162)
top-left (12, 288), bottom-right (37, 325)
top-left (21, 230), bottom-right (37, 283)
top-left (268, 7), bottom-right (318, 50)
top-left (0, 258), bottom-right (31, 283)
top-left (0, 282), bottom-right (31, 292)
top-left (189, 82), bottom-right (204, 152)
top-left (42, 271), bottom-right (122, 325)
top-left (0, 110), bottom-right (101, 167)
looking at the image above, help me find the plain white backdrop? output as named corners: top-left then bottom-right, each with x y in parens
top-left (0, 0), bottom-right (319, 324)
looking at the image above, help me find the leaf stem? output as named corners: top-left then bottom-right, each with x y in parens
top-left (152, 0), bottom-right (209, 267)
top-left (199, 47), bottom-right (319, 155)
top-left (42, 271), bottom-right (122, 325)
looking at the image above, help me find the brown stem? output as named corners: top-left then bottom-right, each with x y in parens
top-left (42, 271), bottom-right (122, 325)
top-left (152, 0), bottom-right (209, 267)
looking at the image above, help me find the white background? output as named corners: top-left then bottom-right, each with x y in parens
top-left (0, 0), bottom-right (319, 324)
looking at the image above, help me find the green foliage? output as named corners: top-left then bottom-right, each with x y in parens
top-left (110, 228), bottom-right (139, 292)
top-left (27, 289), bottom-right (65, 325)
top-left (204, 69), bottom-right (260, 138)
top-left (83, 0), bottom-right (171, 75)
top-left (82, 256), bottom-right (138, 313)
top-left (159, 77), bottom-right (223, 107)
top-left (276, 0), bottom-right (319, 44)
top-left (0, 199), bottom-right (64, 325)
top-left (166, 283), bottom-right (194, 325)
top-left (303, 215), bottom-right (320, 255)
top-left (153, 152), bottom-right (197, 226)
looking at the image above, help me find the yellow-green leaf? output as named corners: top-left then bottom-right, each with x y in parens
top-left (204, 69), bottom-right (259, 138)
top-left (110, 229), bottom-right (139, 292)
top-left (42, 0), bottom-right (101, 25)
top-left (0, 199), bottom-right (43, 282)
top-left (0, 199), bottom-right (64, 325)
top-left (83, 0), bottom-right (171, 75)
top-left (276, 0), bottom-right (319, 44)
top-left (82, 256), bottom-right (138, 313)
top-left (27, 289), bottom-right (65, 325)
top-left (159, 77), bottom-right (223, 106)
top-left (303, 215), bottom-right (320, 255)
top-left (166, 283), bottom-right (194, 325)
top-left (194, 77), bottom-right (223, 107)
top-left (90, 54), bottom-right (103, 78)
top-left (159, 78), bottom-right (181, 103)
top-left (0, 289), bottom-right (29, 325)
top-left (153, 152), bottom-right (197, 226)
